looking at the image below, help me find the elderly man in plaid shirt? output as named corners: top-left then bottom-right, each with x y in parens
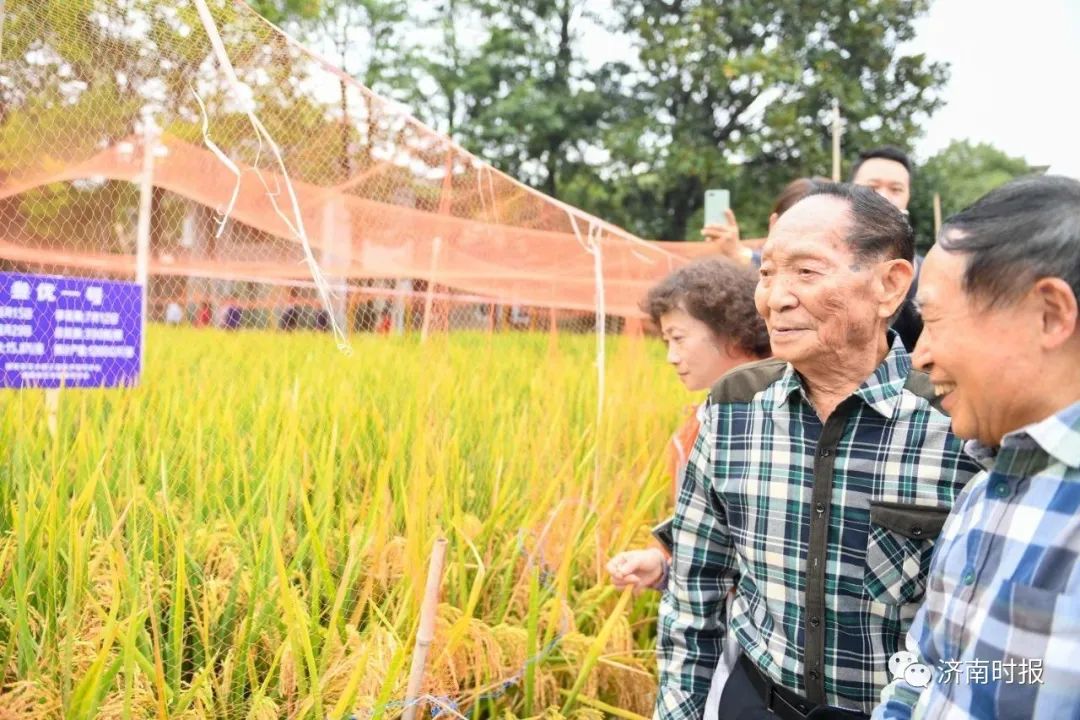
top-left (872, 175), bottom-right (1080, 719)
top-left (655, 183), bottom-right (980, 720)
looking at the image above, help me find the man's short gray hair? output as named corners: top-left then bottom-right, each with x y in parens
top-left (802, 182), bottom-right (915, 265)
top-left (939, 174), bottom-right (1080, 310)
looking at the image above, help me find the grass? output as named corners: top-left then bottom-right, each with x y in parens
top-left (0, 324), bottom-right (690, 719)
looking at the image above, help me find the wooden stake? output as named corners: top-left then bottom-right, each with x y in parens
top-left (831, 99), bottom-right (842, 182)
top-left (420, 237), bottom-right (442, 343)
top-left (402, 537), bottom-right (448, 720)
top-left (933, 192), bottom-right (943, 238)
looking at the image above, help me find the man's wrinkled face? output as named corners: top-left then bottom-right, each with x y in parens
top-left (912, 243), bottom-right (1043, 446)
top-left (755, 196), bottom-right (882, 370)
top-left (853, 158), bottom-right (910, 212)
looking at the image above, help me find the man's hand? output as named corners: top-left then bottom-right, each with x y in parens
top-left (607, 548), bottom-right (667, 591)
top-left (701, 209), bottom-right (751, 264)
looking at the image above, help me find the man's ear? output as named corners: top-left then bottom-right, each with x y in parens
top-left (875, 259), bottom-right (915, 318)
top-left (1032, 277), bottom-right (1079, 350)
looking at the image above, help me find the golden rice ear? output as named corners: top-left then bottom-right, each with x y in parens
top-left (569, 709), bottom-right (605, 720)
top-left (0, 680), bottom-right (62, 720)
top-left (491, 623), bottom-right (528, 677)
top-left (278, 642), bottom-right (297, 712)
top-left (2, 274), bottom-right (675, 719)
top-left (373, 536), bottom-right (408, 589)
top-left (96, 674), bottom-right (158, 720)
top-left (245, 695), bottom-right (281, 720)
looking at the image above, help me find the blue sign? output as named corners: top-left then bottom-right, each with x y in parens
top-left (0, 272), bottom-right (143, 389)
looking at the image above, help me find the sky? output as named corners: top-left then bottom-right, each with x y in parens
top-left (903, 0), bottom-right (1080, 178)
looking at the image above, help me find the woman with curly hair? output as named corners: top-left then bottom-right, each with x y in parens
top-left (607, 257), bottom-right (770, 587)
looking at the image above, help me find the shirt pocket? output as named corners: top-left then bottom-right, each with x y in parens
top-left (863, 501), bottom-right (951, 606)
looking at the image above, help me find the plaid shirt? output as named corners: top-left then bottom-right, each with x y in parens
top-left (656, 336), bottom-right (979, 719)
top-left (874, 400), bottom-right (1080, 719)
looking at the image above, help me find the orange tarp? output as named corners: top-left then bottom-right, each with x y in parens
top-left (1, 136), bottom-right (719, 317)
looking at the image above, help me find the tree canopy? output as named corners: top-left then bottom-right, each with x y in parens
top-left (909, 139), bottom-right (1033, 248)
top-left (355, 0), bottom-right (949, 240)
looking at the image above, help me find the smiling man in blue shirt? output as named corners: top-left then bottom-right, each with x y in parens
top-left (874, 174), bottom-right (1080, 719)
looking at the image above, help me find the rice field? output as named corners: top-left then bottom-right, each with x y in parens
top-left (0, 326), bottom-right (689, 719)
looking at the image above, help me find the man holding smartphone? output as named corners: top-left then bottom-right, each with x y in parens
top-left (701, 188), bottom-right (756, 265)
top-left (699, 180), bottom-right (826, 268)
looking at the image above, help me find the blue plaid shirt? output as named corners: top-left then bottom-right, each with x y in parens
top-left (656, 336), bottom-right (979, 719)
top-left (874, 399), bottom-right (1080, 719)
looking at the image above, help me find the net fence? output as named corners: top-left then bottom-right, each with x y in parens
top-left (0, 0), bottom-right (712, 348)
top-left (0, 1), bottom-right (721, 717)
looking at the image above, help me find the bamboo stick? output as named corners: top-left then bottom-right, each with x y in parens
top-left (402, 537), bottom-right (448, 720)
top-left (933, 192), bottom-right (943, 238)
top-left (831, 99), bottom-right (842, 182)
top-left (420, 238), bottom-right (442, 343)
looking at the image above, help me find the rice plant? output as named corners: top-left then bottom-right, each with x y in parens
top-left (0, 325), bottom-right (688, 719)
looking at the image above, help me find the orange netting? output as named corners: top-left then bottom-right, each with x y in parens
top-left (0, 0), bottom-right (715, 335)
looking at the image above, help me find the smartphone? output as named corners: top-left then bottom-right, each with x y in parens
top-left (704, 189), bottom-right (730, 226)
top-left (651, 517), bottom-right (675, 553)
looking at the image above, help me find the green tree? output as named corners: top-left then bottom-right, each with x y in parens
top-left (909, 139), bottom-right (1033, 250)
top-left (0, 0), bottom-right (346, 248)
top-left (411, 0), bottom-right (613, 199)
top-left (247, 0), bottom-right (324, 24)
top-left (409, 0), bottom-right (470, 138)
top-left (476, 1), bottom-right (611, 198)
top-left (306, 0), bottom-right (416, 101)
top-left (585, 0), bottom-right (948, 241)
top-left (296, 0), bottom-right (417, 181)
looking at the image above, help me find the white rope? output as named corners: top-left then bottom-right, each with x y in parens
top-left (191, 0), bottom-right (349, 352)
top-left (564, 209), bottom-right (592, 255)
top-left (588, 222), bottom-right (606, 429)
top-left (485, 164), bottom-right (498, 222)
top-left (475, 162), bottom-right (489, 221)
top-left (191, 88), bottom-right (240, 239)
top-left (562, 205), bottom-right (607, 496)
